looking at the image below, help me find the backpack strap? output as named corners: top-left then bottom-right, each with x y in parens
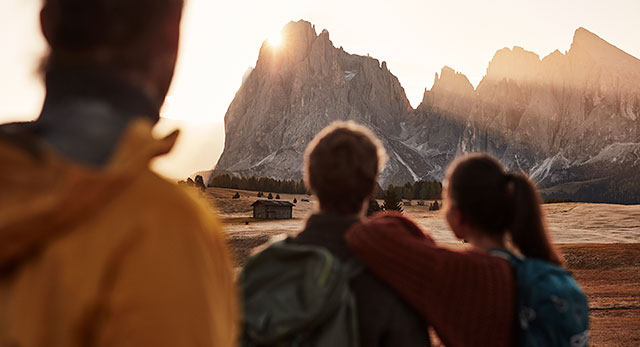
top-left (488, 248), bottom-right (525, 266)
top-left (342, 258), bottom-right (364, 279)
top-left (283, 235), bottom-right (364, 279)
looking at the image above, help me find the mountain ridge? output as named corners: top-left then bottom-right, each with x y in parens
top-left (210, 21), bottom-right (640, 203)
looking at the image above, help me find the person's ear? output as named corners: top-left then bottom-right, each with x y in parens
top-left (446, 206), bottom-right (466, 240)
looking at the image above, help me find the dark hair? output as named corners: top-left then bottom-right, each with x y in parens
top-left (41, 0), bottom-right (183, 71)
top-left (445, 153), bottom-right (563, 266)
top-left (304, 121), bottom-right (387, 215)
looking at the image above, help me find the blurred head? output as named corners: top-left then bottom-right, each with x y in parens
top-left (443, 153), bottom-right (563, 265)
top-left (40, 0), bottom-right (184, 105)
top-left (304, 121), bottom-right (387, 215)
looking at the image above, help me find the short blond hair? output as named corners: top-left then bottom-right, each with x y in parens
top-left (304, 121), bottom-right (387, 214)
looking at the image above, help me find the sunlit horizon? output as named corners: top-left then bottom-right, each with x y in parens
top-left (1, 0), bottom-right (639, 178)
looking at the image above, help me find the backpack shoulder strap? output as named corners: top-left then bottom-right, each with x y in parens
top-left (488, 248), bottom-right (524, 266)
top-left (342, 258), bottom-right (364, 279)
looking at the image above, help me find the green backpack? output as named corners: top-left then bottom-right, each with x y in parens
top-left (491, 249), bottom-right (589, 347)
top-left (239, 240), bottom-right (363, 347)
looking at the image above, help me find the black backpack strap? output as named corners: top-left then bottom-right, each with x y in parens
top-left (342, 258), bottom-right (364, 279)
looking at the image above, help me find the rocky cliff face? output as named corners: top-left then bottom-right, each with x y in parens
top-left (215, 20), bottom-right (422, 184)
top-left (213, 22), bottom-right (640, 203)
top-left (439, 29), bottom-right (638, 186)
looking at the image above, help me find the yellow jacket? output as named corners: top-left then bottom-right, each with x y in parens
top-left (0, 120), bottom-right (237, 347)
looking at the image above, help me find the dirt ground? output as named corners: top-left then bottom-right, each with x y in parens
top-left (559, 244), bottom-right (640, 346)
top-left (205, 187), bottom-right (640, 346)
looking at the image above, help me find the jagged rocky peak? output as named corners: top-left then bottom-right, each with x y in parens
top-left (432, 66), bottom-right (474, 97)
top-left (572, 27), bottom-right (603, 47)
top-left (570, 27), bottom-right (624, 59)
top-left (255, 20), bottom-right (318, 72)
top-left (215, 19), bottom-right (416, 185)
top-left (567, 27), bottom-right (640, 76)
top-left (482, 46), bottom-right (542, 85)
top-left (418, 66), bottom-right (475, 115)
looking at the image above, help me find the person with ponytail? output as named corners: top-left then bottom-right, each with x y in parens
top-left (345, 153), bottom-right (588, 347)
top-left (443, 153), bottom-right (563, 266)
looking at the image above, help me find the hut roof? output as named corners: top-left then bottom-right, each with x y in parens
top-left (251, 200), bottom-right (295, 207)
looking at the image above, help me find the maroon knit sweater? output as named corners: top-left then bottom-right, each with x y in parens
top-left (345, 212), bottom-right (516, 347)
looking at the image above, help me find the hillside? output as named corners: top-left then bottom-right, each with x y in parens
top-left (211, 21), bottom-right (640, 203)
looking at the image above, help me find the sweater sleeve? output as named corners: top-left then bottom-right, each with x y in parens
top-left (345, 213), bottom-right (442, 315)
top-left (345, 213), bottom-right (516, 347)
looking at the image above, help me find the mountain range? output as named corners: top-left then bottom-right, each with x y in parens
top-left (209, 20), bottom-right (640, 204)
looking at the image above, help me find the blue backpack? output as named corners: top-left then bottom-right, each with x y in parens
top-left (491, 249), bottom-right (589, 347)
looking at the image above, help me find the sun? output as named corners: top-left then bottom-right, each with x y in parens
top-left (266, 31), bottom-right (283, 48)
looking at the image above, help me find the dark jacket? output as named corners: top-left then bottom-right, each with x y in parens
top-left (290, 214), bottom-right (430, 347)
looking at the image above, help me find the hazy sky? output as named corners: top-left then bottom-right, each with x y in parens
top-left (1, 0), bottom-right (639, 178)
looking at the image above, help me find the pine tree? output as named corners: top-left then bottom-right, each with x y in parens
top-left (293, 198), bottom-right (297, 203)
top-left (382, 189), bottom-right (403, 213)
top-left (194, 175), bottom-right (206, 191)
top-left (275, 194), bottom-right (280, 199)
top-left (268, 193), bottom-right (273, 199)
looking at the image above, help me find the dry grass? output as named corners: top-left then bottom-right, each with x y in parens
top-left (206, 187), bottom-right (640, 345)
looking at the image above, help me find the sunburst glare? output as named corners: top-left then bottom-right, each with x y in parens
top-left (266, 31), bottom-right (283, 47)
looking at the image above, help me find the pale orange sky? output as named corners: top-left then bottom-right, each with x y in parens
top-left (1, 0), bottom-right (639, 178)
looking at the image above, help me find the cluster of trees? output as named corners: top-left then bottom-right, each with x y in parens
top-left (381, 180), bottom-right (442, 200)
top-left (178, 175), bottom-right (206, 191)
top-left (541, 166), bottom-right (640, 205)
top-left (367, 190), bottom-right (405, 216)
top-left (210, 174), bottom-right (445, 214)
top-left (211, 174), bottom-right (308, 194)
top-left (256, 191), bottom-right (282, 200)
top-left (211, 174), bottom-right (441, 201)
top-left (571, 167), bottom-right (640, 204)
top-left (367, 191), bottom-right (442, 216)
top-left (543, 197), bottom-right (572, 204)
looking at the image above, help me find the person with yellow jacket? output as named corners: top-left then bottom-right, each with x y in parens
top-left (0, 0), bottom-right (237, 346)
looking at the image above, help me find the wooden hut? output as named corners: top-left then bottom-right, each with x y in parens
top-left (252, 200), bottom-right (294, 219)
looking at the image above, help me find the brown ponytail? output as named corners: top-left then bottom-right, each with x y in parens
top-left (446, 154), bottom-right (564, 266)
top-left (507, 173), bottom-right (563, 266)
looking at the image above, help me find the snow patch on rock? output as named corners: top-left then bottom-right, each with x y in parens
top-left (392, 150), bottom-right (419, 182)
top-left (344, 70), bottom-right (357, 81)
